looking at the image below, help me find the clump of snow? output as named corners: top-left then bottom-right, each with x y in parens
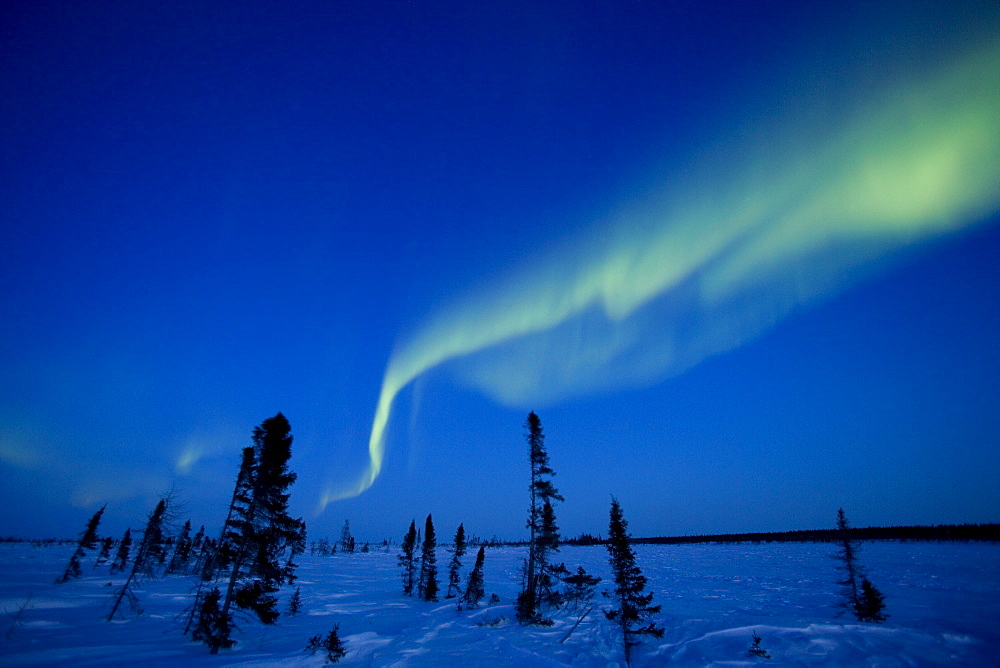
top-left (0, 541), bottom-right (997, 665)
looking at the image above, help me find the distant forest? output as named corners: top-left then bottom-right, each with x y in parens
top-left (566, 524), bottom-right (1000, 546)
top-left (4, 523), bottom-right (998, 547)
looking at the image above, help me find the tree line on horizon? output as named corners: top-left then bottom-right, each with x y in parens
top-left (50, 411), bottom-right (889, 665)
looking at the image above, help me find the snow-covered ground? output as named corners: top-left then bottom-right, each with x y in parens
top-left (1, 540), bottom-right (997, 666)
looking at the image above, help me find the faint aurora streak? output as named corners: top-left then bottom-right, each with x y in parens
top-left (319, 37), bottom-right (1000, 510)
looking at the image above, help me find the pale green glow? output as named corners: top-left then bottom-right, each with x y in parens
top-left (319, 38), bottom-right (1000, 510)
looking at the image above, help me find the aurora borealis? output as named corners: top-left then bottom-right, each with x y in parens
top-left (2, 1), bottom-right (998, 540)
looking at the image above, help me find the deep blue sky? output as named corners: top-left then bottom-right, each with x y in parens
top-left (2, 1), bottom-right (998, 541)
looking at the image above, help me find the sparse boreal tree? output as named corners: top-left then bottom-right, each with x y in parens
top-left (834, 507), bottom-right (887, 622)
top-left (287, 586), bottom-right (303, 616)
top-left (461, 546), bottom-right (486, 608)
top-left (202, 413), bottom-right (307, 653)
top-left (604, 498), bottom-right (664, 667)
top-left (191, 586), bottom-right (233, 650)
top-left (167, 520), bottom-right (193, 574)
top-left (341, 520), bottom-right (353, 553)
top-left (446, 524), bottom-right (467, 598)
top-left (110, 529), bottom-right (132, 574)
top-left (834, 508), bottom-right (862, 615)
top-left (94, 536), bottom-right (114, 569)
top-left (307, 624), bottom-right (347, 663)
top-left (418, 514), bottom-right (439, 601)
top-left (855, 577), bottom-right (888, 622)
top-left (398, 520), bottom-right (418, 596)
top-left (57, 505), bottom-right (105, 583)
top-left (562, 566), bottom-right (601, 610)
top-left (108, 497), bottom-right (170, 620)
top-left (202, 447), bottom-right (255, 581)
top-left (517, 412), bottom-right (564, 624)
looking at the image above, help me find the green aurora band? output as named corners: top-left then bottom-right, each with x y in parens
top-left (320, 37), bottom-right (1000, 510)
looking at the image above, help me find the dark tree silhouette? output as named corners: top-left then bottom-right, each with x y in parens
top-left (341, 520), bottom-right (353, 553)
top-left (855, 577), bottom-right (888, 622)
top-left (446, 523), bottom-right (467, 598)
top-left (287, 586), bottom-right (303, 616)
top-left (108, 497), bottom-right (170, 620)
top-left (398, 520), bottom-right (418, 596)
top-left (418, 514), bottom-right (439, 601)
top-left (93, 536), bottom-right (114, 570)
top-left (167, 520), bottom-right (193, 574)
top-left (56, 505), bottom-right (105, 583)
top-left (604, 498), bottom-right (664, 667)
top-left (562, 566), bottom-right (601, 610)
top-left (833, 507), bottom-right (887, 622)
top-left (307, 624), bottom-right (347, 663)
top-left (203, 413), bottom-right (307, 653)
top-left (517, 412), bottom-right (564, 624)
top-left (461, 546), bottom-right (486, 608)
top-left (191, 587), bottom-right (233, 650)
top-left (834, 508), bottom-right (862, 615)
top-left (110, 529), bottom-right (132, 574)
top-left (202, 446), bottom-right (255, 581)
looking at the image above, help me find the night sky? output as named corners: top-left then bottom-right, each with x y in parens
top-left (2, 1), bottom-right (998, 542)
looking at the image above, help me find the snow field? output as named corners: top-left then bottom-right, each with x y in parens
top-left (1, 540), bottom-right (997, 666)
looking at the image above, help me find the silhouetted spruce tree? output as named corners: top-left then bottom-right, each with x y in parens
top-left (202, 446), bottom-right (255, 581)
top-left (446, 524), bottom-right (467, 598)
top-left (341, 520), bottom-right (353, 553)
top-left (834, 508), bottom-right (861, 613)
top-left (110, 529), bottom-right (132, 574)
top-left (461, 546), bottom-right (486, 608)
top-left (167, 520), bottom-right (193, 574)
top-left (604, 498), bottom-right (663, 667)
top-left (287, 586), bottom-right (303, 616)
top-left (205, 413), bottom-right (307, 653)
top-left (562, 566), bottom-right (601, 610)
top-left (855, 577), bottom-right (888, 622)
top-left (108, 497), bottom-right (170, 620)
top-left (399, 520), bottom-right (418, 596)
top-left (517, 412), bottom-right (564, 624)
top-left (418, 514), bottom-right (439, 601)
top-left (191, 586), bottom-right (233, 650)
top-left (307, 624), bottom-right (347, 663)
top-left (56, 505), bottom-right (105, 583)
top-left (538, 499), bottom-right (569, 608)
top-left (94, 536), bottom-right (114, 569)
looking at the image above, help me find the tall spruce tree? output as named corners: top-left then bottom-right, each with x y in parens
top-left (203, 413), bottom-right (307, 653)
top-left (461, 545), bottom-right (486, 608)
top-left (604, 498), bottom-right (663, 667)
top-left (57, 505), bottom-right (105, 583)
top-left (398, 520), bottom-right (418, 596)
top-left (341, 520), bottom-right (353, 553)
top-left (834, 508), bottom-right (887, 622)
top-left (517, 412), bottom-right (564, 623)
top-left (108, 497), bottom-right (170, 620)
top-left (417, 514), bottom-right (439, 601)
top-left (202, 446), bottom-right (255, 581)
top-left (446, 523), bottom-right (467, 598)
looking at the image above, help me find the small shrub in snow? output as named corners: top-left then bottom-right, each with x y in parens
top-left (475, 615), bottom-right (508, 627)
top-left (748, 630), bottom-right (771, 659)
top-left (855, 578), bottom-right (888, 622)
top-left (306, 624), bottom-right (346, 663)
top-left (287, 586), bottom-right (303, 616)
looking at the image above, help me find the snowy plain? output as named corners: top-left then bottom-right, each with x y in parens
top-left (1, 540), bottom-right (997, 666)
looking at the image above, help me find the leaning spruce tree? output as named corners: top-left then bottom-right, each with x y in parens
top-left (108, 496), bottom-right (170, 620)
top-left (461, 545), bottom-right (486, 608)
top-left (57, 505), bottom-right (105, 583)
top-left (517, 411), bottom-right (564, 624)
top-left (202, 413), bottom-right (307, 653)
top-left (605, 497), bottom-right (664, 667)
top-left (834, 508), bottom-right (887, 622)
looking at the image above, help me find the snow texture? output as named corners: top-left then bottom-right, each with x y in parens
top-left (1, 541), bottom-right (997, 666)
